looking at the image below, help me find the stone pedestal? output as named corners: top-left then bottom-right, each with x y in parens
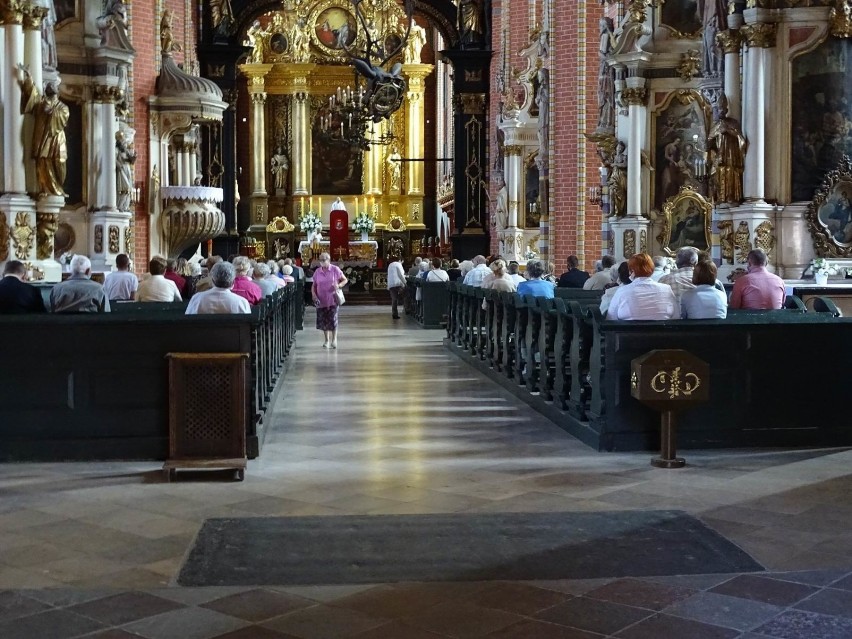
top-left (725, 201), bottom-right (778, 276)
top-left (610, 217), bottom-right (651, 263)
top-left (34, 195), bottom-right (63, 282)
top-left (501, 226), bottom-right (524, 263)
top-left (775, 203), bottom-right (814, 280)
top-left (89, 209), bottom-right (132, 272)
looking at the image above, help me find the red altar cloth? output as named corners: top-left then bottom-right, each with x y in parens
top-left (329, 209), bottom-right (349, 260)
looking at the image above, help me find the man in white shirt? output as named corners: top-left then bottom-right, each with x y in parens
top-left (462, 255), bottom-right (490, 286)
top-left (650, 256), bottom-right (669, 281)
top-left (507, 261), bottom-right (526, 286)
top-left (659, 247), bottom-right (698, 304)
top-left (387, 256), bottom-right (407, 319)
top-left (583, 255), bottom-right (616, 290)
top-left (136, 256), bottom-right (182, 302)
top-left (608, 253), bottom-right (679, 320)
top-left (425, 257), bottom-right (449, 282)
top-left (186, 262), bottom-right (251, 314)
top-left (102, 253), bottom-right (138, 301)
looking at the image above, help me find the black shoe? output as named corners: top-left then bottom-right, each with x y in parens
top-left (392, 315), bottom-right (400, 319)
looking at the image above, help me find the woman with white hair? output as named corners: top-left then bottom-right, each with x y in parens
top-left (483, 259), bottom-right (516, 292)
top-left (230, 255), bottom-right (262, 305)
top-left (311, 252), bottom-right (348, 349)
top-left (280, 264), bottom-right (295, 283)
top-left (265, 260), bottom-right (285, 289)
top-left (252, 262), bottom-right (277, 297)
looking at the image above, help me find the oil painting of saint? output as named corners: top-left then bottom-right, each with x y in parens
top-left (314, 8), bottom-right (356, 50)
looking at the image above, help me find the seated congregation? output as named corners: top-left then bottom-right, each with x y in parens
top-left (442, 248), bottom-right (851, 453)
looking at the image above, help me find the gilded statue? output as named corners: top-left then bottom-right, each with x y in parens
top-left (291, 17), bottom-right (311, 62)
top-left (245, 20), bottom-right (266, 63)
top-left (13, 212), bottom-right (34, 261)
top-left (17, 64), bottom-right (69, 197)
top-left (707, 94), bottom-right (747, 204)
top-left (830, 1), bottom-right (852, 39)
top-left (608, 141), bottom-right (628, 218)
top-left (160, 9), bottom-right (182, 54)
top-left (405, 23), bottom-right (427, 64)
top-left (386, 146), bottom-right (402, 191)
top-left (459, 0), bottom-right (484, 47)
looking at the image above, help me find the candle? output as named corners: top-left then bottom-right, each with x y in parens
top-left (318, 196), bottom-right (322, 213)
top-left (301, 196), bottom-right (305, 214)
top-left (309, 196), bottom-right (313, 212)
top-left (355, 196), bottom-right (359, 212)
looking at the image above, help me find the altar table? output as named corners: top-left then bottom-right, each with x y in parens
top-left (297, 240), bottom-right (378, 265)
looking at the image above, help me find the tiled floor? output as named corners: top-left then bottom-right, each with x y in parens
top-left (1, 306), bottom-right (851, 638)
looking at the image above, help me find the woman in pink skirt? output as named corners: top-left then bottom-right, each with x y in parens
top-left (311, 252), bottom-right (348, 349)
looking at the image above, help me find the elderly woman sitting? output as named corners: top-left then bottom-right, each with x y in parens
top-left (517, 260), bottom-right (555, 298)
top-left (231, 256), bottom-right (263, 305)
top-left (252, 262), bottom-right (278, 298)
top-left (185, 262), bottom-right (250, 315)
top-left (483, 259), bottom-right (516, 292)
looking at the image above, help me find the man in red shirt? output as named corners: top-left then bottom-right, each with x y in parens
top-left (729, 248), bottom-right (786, 310)
top-left (164, 258), bottom-right (187, 298)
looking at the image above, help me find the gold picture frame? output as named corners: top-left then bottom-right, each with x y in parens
top-left (657, 185), bottom-right (712, 256)
top-left (806, 155), bottom-right (852, 257)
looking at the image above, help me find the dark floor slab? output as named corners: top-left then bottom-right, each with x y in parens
top-left (793, 588), bottom-right (852, 618)
top-left (178, 512), bottom-right (763, 586)
top-left (709, 575), bottom-right (819, 607)
top-left (0, 608), bottom-right (106, 639)
top-left (535, 597), bottom-right (652, 636)
top-left (67, 591), bottom-right (185, 626)
top-left (484, 619), bottom-right (604, 638)
top-left (0, 591), bottom-right (52, 622)
top-left (584, 578), bottom-right (695, 611)
top-left (613, 613), bottom-right (740, 639)
top-left (200, 588), bottom-right (314, 622)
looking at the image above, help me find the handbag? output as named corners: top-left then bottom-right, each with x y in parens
top-left (334, 287), bottom-right (346, 306)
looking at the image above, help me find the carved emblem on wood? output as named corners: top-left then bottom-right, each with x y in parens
top-left (12, 212), bottom-right (34, 260)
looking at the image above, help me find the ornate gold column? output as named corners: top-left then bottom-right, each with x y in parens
top-left (287, 64), bottom-right (315, 198)
top-left (402, 64), bottom-right (434, 197)
top-left (366, 121), bottom-right (385, 196)
top-left (22, 4), bottom-right (46, 196)
top-left (239, 64), bottom-right (273, 228)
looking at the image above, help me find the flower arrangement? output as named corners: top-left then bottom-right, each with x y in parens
top-left (811, 258), bottom-right (837, 277)
top-left (352, 211), bottom-right (375, 234)
top-left (58, 252), bottom-right (75, 266)
top-left (524, 249), bottom-right (538, 260)
top-left (299, 211), bottom-right (322, 234)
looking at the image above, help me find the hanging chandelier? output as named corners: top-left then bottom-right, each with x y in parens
top-left (320, 0), bottom-right (414, 149)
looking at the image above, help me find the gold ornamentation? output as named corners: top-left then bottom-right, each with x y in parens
top-left (657, 185), bottom-right (713, 255)
top-left (640, 229), bottom-right (647, 254)
top-left (266, 216), bottom-right (295, 232)
top-left (0, 214), bottom-right (9, 262)
top-left (24, 263), bottom-right (45, 281)
top-left (503, 144), bottom-right (523, 157)
top-left (94, 224), bottom-right (104, 254)
top-left (93, 84), bottom-right (122, 103)
top-left (741, 23), bottom-right (777, 48)
top-left (805, 155), bottom-right (852, 257)
top-left (1, 0), bottom-right (25, 24)
top-left (716, 30), bottom-right (744, 54)
top-left (718, 219), bottom-right (735, 264)
top-left (650, 367), bottom-right (702, 399)
top-left (754, 220), bottom-right (775, 256)
top-left (36, 212), bottom-right (58, 260)
top-left (626, 0), bottom-right (651, 24)
top-left (125, 225), bottom-right (134, 255)
top-left (734, 220), bottom-right (752, 263)
top-left (830, 1), bottom-right (852, 38)
top-left (108, 225), bottom-right (120, 254)
top-left (250, 91), bottom-right (267, 104)
top-left (459, 93), bottom-right (486, 114)
top-left (623, 229), bottom-right (636, 259)
top-left (12, 212), bottom-right (34, 260)
top-left (23, 4), bottom-right (47, 29)
top-left (678, 50), bottom-right (701, 81)
top-left (621, 87), bottom-right (648, 106)
top-left (160, 9), bottom-right (182, 55)
top-left (387, 215), bottom-right (407, 231)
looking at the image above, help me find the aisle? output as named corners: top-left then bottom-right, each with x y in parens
top-left (0, 306), bottom-right (851, 638)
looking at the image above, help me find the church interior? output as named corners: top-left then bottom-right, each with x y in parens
top-left (3, 0), bottom-right (852, 637)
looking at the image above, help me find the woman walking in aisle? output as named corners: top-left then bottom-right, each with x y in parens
top-left (311, 252), bottom-right (348, 348)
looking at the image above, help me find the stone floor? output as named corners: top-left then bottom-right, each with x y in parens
top-left (1, 306), bottom-right (851, 638)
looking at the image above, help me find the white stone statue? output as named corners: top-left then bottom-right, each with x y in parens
top-left (404, 24), bottom-right (426, 64)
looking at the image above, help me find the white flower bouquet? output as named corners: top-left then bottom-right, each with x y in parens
top-left (811, 258), bottom-right (836, 277)
top-left (299, 211), bottom-right (322, 234)
top-left (524, 249), bottom-right (538, 260)
top-left (352, 212), bottom-right (375, 234)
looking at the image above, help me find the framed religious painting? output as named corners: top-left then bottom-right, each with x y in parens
top-left (657, 185), bottom-right (712, 255)
top-left (806, 156), bottom-right (852, 258)
top-left (657, 0), bottom-right (702, 38)
top-left (652, 90), bottom-right (712, 211)
top-left (311, 3), bottom-right (357, 56)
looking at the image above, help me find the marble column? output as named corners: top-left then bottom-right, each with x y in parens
top-left (402, 64), bottom-right (434, 196)
top-left (3, 14), bottom-right (27, 195)
top-left (741, 22), bottom-right (775, 203)
top-left (502, 142), bottom-right (524, 263)
top-left (291, 91), bottom-right (310, 197)
top-left (22, 5), bottom-right (46, 196)
top-left (88, 84), bottom-right (123, 271)
top-left (365, 120), bottom-right (385, 196)
top-left (717, 29), bottom-right (743, 122)
top-left (621, 84), bottom-right (647, 218)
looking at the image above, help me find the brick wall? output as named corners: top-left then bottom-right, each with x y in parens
top-left (129, 0), bottom-right (197, 271)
